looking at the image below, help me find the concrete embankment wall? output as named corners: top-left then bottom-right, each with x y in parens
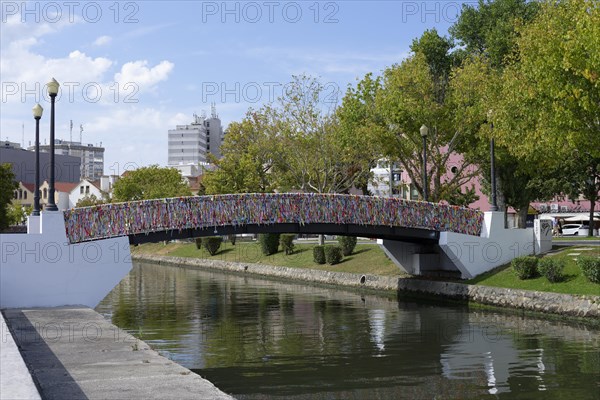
top-left (132, 254), bottom-right (600, 319)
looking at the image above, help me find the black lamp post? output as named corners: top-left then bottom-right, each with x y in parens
top-left (488, 110), bottom-right (498, 212)
top-left (46, 78), bottom-right (59, 211)
top-left (420, 124), bottom-right (429, 201)
top-left (32, 103), bottom-right (43, 216)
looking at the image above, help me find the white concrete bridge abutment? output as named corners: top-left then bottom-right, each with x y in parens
top-left (1, 211), bottom-right (132, 309)
top-left (382, 212), bottom-right (553, 279)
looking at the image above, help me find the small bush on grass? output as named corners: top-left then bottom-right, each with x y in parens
top-left (338, 236), bottom-right (357, 256)
top-left (280, 234), bottom-right (295, 255)
top-left (195, 238), bottom-right (202, 250)
top-left (259, 233), bottom-right (280, 256)
top-left (201, 236), bottom-right (223, 256)
top-left (577, 256), bottom-right (600, 283)
top-left (228, 234), bottom-right (236, 245)
top-left (324, 245), bottom-right (343, 265)
top-left (313, 246), bottom-right (326, 264)
top-left (512, 256), bottom-right (538, 280)
top-left (538, 258), bottom-right (565, 283)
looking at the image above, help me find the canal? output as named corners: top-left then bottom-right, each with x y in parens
top-left (96, 262), bottom-right (600, 399)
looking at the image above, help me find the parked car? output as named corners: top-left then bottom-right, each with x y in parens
top-left (561, 224), bottom-right (583, 236)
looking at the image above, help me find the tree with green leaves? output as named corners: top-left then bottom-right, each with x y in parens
top-left (339, 30), bottom-right (480, 204)
top-left (112, 165), bottom-right (191, 202)
top-left (75, 194), bottom-right (107, 208)
top-left (494, 0), bottom-right (600, 232)
top-left (6, 203), bottom-right (31, 226)
top-left (202, 110), bottom-right (278, 194)
top-left (0, 164), bottom-right (18, 230)
top-left (271, 74), bottom-right (376, 195)
top-left (448, 0), bottom-right (543, 226)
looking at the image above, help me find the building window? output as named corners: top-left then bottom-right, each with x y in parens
top-left (23, 191), bottom-right (27, 199)
top-left (80, 186), bottom-right (84, 194)
top-left (206, 122), bottom-right (210, 127)
top-left (207, 145), bottom-right (210, 151)
top-left (13, 191), bottom-right (18, 199)
top-left (85, 186), bottom-right (90, 194)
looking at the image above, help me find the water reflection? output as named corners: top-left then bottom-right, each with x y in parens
top-left (97, 262), bottom-right (600, 400)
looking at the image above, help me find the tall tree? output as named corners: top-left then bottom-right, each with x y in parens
top-left (0, 164), bottom-right (18, 230)
top-left (112, 165), bottom-right (191, 201)
top-left (202, 110), bottom-right (278, 194)
top-left (372, 42), bottom-right (480, 203)
top-left (493, 0), bottom-right (600, 233)
top-left (271, 74), bottom-right (375, 194)
top-left (449, 0), bottom-right (542, 226)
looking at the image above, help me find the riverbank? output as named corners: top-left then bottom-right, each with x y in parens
top-left (132, 253), bottom-right (600, 319)
top-left (1, 307), bottom-right (232, 400)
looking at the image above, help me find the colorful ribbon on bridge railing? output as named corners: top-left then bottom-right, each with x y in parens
top-left (62, 193), bottom-right (484, 243)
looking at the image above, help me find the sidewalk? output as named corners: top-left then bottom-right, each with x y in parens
top-left (2, 307), bottom-right (232, 400)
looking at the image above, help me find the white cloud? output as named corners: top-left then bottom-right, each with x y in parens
top-left (93, 35), bottom-right (112, 46)
top-left (114, 60), bottom-right (174, 92)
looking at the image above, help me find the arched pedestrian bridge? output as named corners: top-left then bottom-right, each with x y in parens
top-left (63, 193), bottom-right (484, 245)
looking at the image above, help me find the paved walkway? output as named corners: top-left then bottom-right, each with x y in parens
top-left (1, 311), bottom-right (41, 400)
top-left (2, 307), bottom-right (233, 400)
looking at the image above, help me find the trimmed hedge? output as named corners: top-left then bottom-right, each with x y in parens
top-left (259, 233), bottom-right (280, 255)
top-left (228, 234), bottom-right (237, 245)
top-left (201, 236), bottom-right (223, 256)
top-left (313, 246), bottom-right (326, 264)
top-left (324, 245), bottom-right (343, 265)
top-left (280, 234), bottom-right (295, 255)
top-left (338, 236), bottom-right (357, 256)
top-left (577, 256), bottom-right (600, 283)
top-left (538, 258), bottom-right (564, 283)
top-left (512, 256), bottom-right (538, 280)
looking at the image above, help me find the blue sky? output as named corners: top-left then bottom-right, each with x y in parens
top-left (1, 1), bottom-right (474, 174)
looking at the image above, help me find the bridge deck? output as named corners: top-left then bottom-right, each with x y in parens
top-left (63, 193), bottom-right (484, 244)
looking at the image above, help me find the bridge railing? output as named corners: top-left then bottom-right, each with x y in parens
top-left (62, 193), bottom-right (484, 244)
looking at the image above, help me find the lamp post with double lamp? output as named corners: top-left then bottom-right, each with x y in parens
top-left (487, 110), bottom-right (498, 211)
top-left (420, 124), bottom-right (429, 202)
top-left (32, 104), bottom-right (43, 216)
top-left (46, 78), bottom-right (59, 211)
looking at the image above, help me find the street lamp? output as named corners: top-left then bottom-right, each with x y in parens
top-left (32, 103), bottom-right (43, 216)
top-left (420, 124), bottom-right (429, 201)
top-left (487, 110), bottom-right (498, 212)
top-left (46, 78), bottom-right (59, 211)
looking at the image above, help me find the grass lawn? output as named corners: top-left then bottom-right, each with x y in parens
top-left (553, 236), bottom-right (600, 241)
top-left (131, 241), bottom-right (403, 277)
top-left (466, 247), bottom-right (600, 296)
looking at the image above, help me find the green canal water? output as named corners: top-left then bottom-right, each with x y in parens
top-left (96, 262), bottom-right (600, 399)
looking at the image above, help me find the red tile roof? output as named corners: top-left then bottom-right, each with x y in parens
top-left (54, 182), bottom-right (79, 193)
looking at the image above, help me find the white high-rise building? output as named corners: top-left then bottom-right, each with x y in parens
top-left (167, 105), bottom-right (224, 177)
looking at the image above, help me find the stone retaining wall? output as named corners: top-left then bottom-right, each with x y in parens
top-left (132, 254), bottom-right (600, 318)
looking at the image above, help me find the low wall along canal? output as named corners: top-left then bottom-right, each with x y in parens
top-left (132, 254), bottom-right (600, 318)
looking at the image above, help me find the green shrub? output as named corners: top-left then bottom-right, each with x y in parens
top-left (324, 245), bottom-right (343, 265)
top-left (577, 256), bottom-right (600, 283)
top-left (201, 236), bottom-right (223, 256)
top-left (538, 258), bottom-right (565, 283)
top-left (313, 246), bottom-right (326, 264)
top-left (337, 236), bottom-right (357, 256)
top-left (280, 234), bottom-right (295, 255)
top-left (258, 233), bottom-right (280, 255)
top-left (228, 234), bottom-right (236, 245)
top-left (195, 238), bottom-right (202, 250)
top-left (512, 256), bottom-right (538, 280)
